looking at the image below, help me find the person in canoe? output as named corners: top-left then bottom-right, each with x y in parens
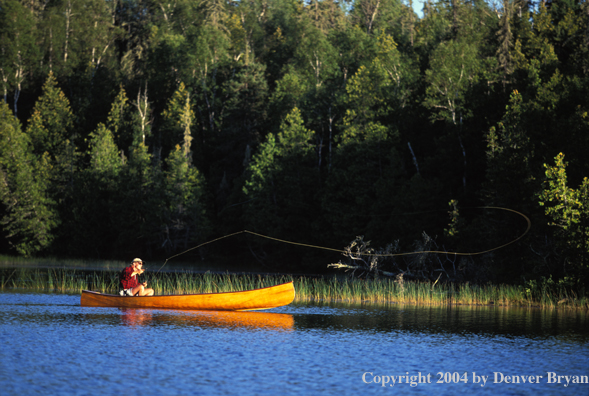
top-left (119, 258), bottom-right (154, 296)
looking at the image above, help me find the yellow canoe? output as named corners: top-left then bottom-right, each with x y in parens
top-left (80, 281), bottom-right (295, 311)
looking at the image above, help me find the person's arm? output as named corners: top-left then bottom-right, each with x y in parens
top-left (121, 266), bottom-right (131, 280)
top-left (131, 265), bottom-right (146, 285)
top-left (120, 267), bottom-right (133, 288)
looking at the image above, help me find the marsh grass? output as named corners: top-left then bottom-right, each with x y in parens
top-left (1, 267), bottom-right (587, 309)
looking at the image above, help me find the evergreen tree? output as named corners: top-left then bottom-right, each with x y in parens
top-left (213, 62), bottom-right (269, 201)
top-left (0, 0), bottom-right (587, 287)
top-left (160, 82), bottom-right (196, 160)
top-left (159, 80), bottom-right (210, 253)
top-left (242, 107), bottom-right (320, 267)
top-left (0, 101), bottom-right (57, 256)
top-left (496, 0), bottom-right (515, 87)
top-left (162, 145), bottom-right (210, 254)
top-left (477, 89), bottom-right (540, 280)
top-left (89, 123), bottom-right (123, 179)
top-left (106, 85), bottom-right (135, 155)
top-left (112, 143), bottom-right (162, 257)
top-left (58, 123), bottom-right (123, 258)
top-left (483, 90), bottom-right (535, 210)
top-left (25, 72), bottom-right (77, 195)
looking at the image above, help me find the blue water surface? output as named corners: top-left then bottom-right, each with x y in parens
top-left (0, 292), bottom-right (588, 395)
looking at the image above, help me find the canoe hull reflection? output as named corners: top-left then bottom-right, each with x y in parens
top-left (80, 281), bottom-right (295, 311)
top-left (118, 309), bottom-right (294, 331)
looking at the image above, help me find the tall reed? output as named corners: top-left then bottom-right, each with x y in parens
top-left (1, 268), bottom-right (587, 309)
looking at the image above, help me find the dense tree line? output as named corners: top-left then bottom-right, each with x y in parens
top-left (1, 0), bottom-right (588, 287)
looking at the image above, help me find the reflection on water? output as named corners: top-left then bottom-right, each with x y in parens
top-left (291, 302), bottom-right (589, 341)
top-left (1, 292), bottom-right (588, 396)
top-left (117, 308), bottom-right (294, 331)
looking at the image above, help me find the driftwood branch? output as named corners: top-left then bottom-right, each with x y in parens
top-left (328, 233), bottom-right (465, 282)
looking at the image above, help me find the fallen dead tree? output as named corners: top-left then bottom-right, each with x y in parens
top-left (328, 233), bottom-right (469, 282)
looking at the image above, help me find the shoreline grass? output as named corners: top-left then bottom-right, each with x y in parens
top-left (1, 267), bottom-right (588, 310)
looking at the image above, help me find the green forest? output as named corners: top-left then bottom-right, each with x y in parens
top-left (0, 0), bottom-right (588, 288)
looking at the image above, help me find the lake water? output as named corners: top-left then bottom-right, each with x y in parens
top-left (1, 291), bottom-right (588, 395)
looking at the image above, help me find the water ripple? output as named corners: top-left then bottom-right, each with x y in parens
top-left (1, 292), bottom-right (587, 395)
